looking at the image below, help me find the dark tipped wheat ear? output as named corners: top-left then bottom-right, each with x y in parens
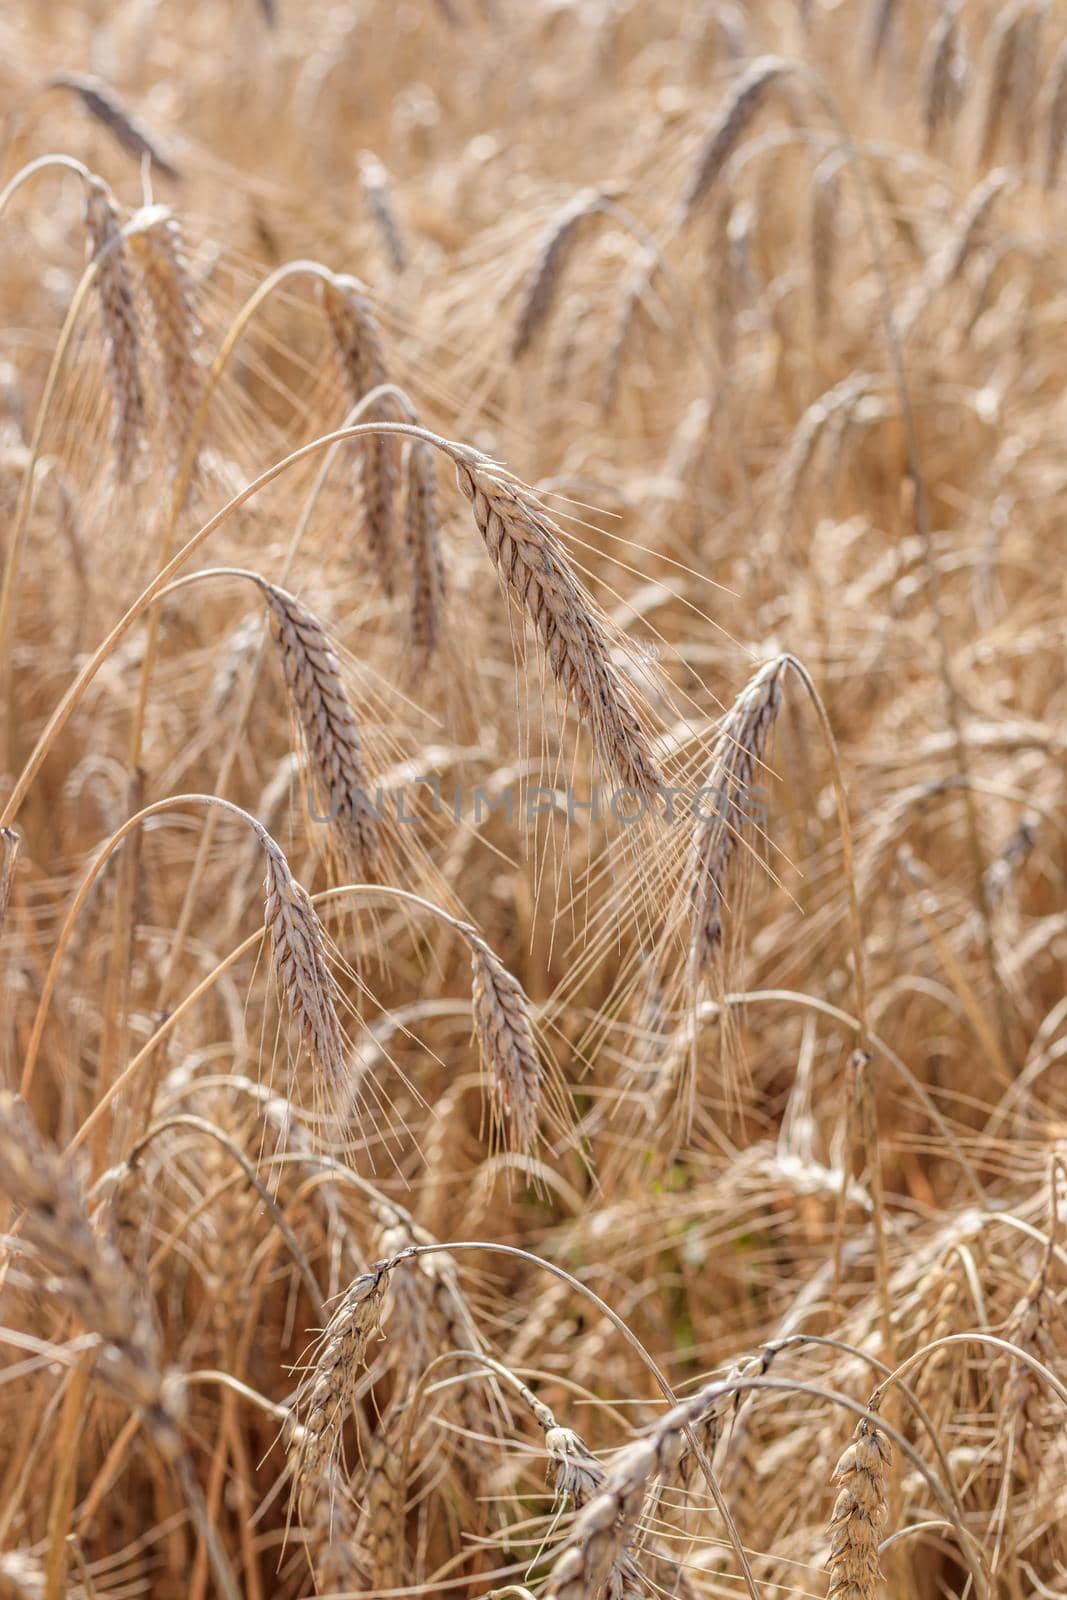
top-left (454, 453), bottom-right (663, 801)
top-left (84, 179), bottom-right (146, 483)
top-left (259, 580), bottom-right (381, 877)
top-left (358, 151), bottom-right (408, 274)
top-left (47, 73), bottom-right (180, 181)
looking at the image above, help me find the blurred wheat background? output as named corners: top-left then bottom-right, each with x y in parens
top-left (0, 1), bottom-right (1065, 1597)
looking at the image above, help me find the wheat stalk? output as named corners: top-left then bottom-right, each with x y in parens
top-left (454, 453), bottom-right (663, 801)
top-left (84, 179), bottom-right (146, 483)
top-left (259, 580), bottom-right (381, 877)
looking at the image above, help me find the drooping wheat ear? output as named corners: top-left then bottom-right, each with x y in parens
top-left (0, 1093), bottom-right (182, 1456)
top-left (301, 1465), bottom-right (368, 1592)
top-left (358, 150), bottom-right (408, 274)
top-left (290, 1265), bottom-right (387, 1500)
top-left (827, 1419), bottom-right (892, 1600)
top-left (259, 580), bottom-right (380, 878)
top-left (689, 656), bottom-right (786, 978)
top-left (512, 188), bottom-right (603, 359)
top-left (1043, 41), bottom-right (1067, 189)
top-left (405, 438), bottom-right (445, 663)
top-left (84, 178), bottom-right (146, 483)
top-left (0, 826), bottom-right (18, 933)
top-left (600, 251), bottom-right (651, 414)
top-left (867, 0), bottom-right (898, 68)
top-left (319, 274), bottom-right (397, 593)
top-left (129, 212), bottom-right (202, 460)
top-left (543, 1396), bottom-right (695, 1600)
top-left (47, 73), bottom-right (180, 180)
top-left (680, 58), bottom-right (787, 223)
top-left (978, 5), bottom-right (1027, 167)
top-left (454, 453), bottom-right (663, 802)
top-left (544, 1424), bottom-right (606, 1507)
top-left (810, 155), bottom-right (840, 337)
top-left (359, 1420), bottom-right (405, 1590)
top-left (260, 829), bottom-right (347, 1095)
top-left (921, 9), bottom-right (966, 147)
top-left (467, 931), bottom-right (542, 1153)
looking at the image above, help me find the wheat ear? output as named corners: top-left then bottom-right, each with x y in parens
top-left (259, 580), bottom-right (381, 877)
top-left (47, 73), bottom-right (180, 180)
top-left (0, 826), bottom-right (18, 933)
top-left (690, 656), bottom-right (786, 978)
top-left (319, 274), bottom-right (397, 593)
top-left (358, 150), bottom-right (408, 273)
top-left (827, 1419), bottom-right (892, 1600)
top-left (405, 438), bottom-right (445, 663)
top-left (84, 179), bottom-right (146, 483)
top-left (467, 932), bottom-right (543, 1153)
top-left (129, 211), bottom-right (202, 460)
top-left (1043, 41), bottom-right (1067, 188)
top-left (454, 454), bottom-right (663, 801)
top-left (680, 58), bottom-right (787, 223)
top-left (0, 1093), bottom-right (182, 1455)
top-left (290, 1267), bottom-right (386, 1506)
top-left (512, 188), bottom-right (603, 359)
top-left (260, 829), bottom-right (347, 1095)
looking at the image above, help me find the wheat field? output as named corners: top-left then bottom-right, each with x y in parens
top-left (0, 1), bottom-right (1065, 1597)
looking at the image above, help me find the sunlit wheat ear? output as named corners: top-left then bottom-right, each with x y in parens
top-left (1043, 42), bottom-right (1067, 189)
top-left (0, 826), bottom-right (18, 933)
top-left (978, 6), bottom-right (1028, 167)
top-left (260, 830), bottom-right (347, 1097)
top-left (0, 1093), bottom-right (183, 1457)
top-left (47, 73), bottom-right (180, 180)
top-left (404, 439), bottom-right (445, 664)
top-left (259, 580), bottom-right (381, 877)
top-left (680, 58), bottom-right (787, 223)
top-left (544, 1425), bottom-right (605, 1507)
top-left (921, 9), bottom-right (966, 147)
top-left (810, 156), bottom-right (840, 336)
top-left (129, 212), bottom-right (202, 461)
top-left (467, 932), bottom-right (542, 1153)
top-left (454, 453), bottom-right (663, 802)
top-left (358, 150), bottom-right (408, 274)
top-left (544, 1410), bottom-right (687, 1600)
top-left (319, 274), bottom-right (397, 593)
top-left (689, 656), bottom-right (786, 979)
top-left (511, 187), bottom-right (603, 360)
top-left (360, 1422), bottom-right (404, 1590)
top-left (827, 1420), bottom-right (892, 1600)
top-left (290, 1266), bottom-right (387, 1499)
top-left (84, 178), bottom-right (146, 483)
